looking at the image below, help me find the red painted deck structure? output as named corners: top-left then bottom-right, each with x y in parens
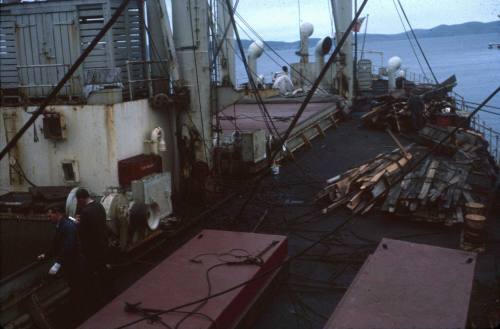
top-left (217, 100), bottom-right (338, 136)
top-left (216, 98), bottom-right (341, 157)
top-left (79, 230), bottom-right (287, 329)
top-left (323, 238), bottom-right (477, 329)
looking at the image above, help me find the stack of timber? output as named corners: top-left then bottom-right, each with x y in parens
top-left (361, 98), bottom-right (461, 132)
top-left (361, 99), bottom-right (411, 131)
top-left (419, 125), bottom-right (498, 179)
top-left (316, 147), bottom-right (415, 215)
top-left (317, 125), bottom-right (498, 225)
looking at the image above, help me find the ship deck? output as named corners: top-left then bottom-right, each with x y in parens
top-left (3, 112), bottom-right (499, 329)
top-left (203, 112), bottom-right (500, 328)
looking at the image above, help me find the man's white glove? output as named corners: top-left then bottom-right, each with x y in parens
top-left (37, 253), bottom-right (46, 261)
top-left (48, 262), bottom-right (61, 275)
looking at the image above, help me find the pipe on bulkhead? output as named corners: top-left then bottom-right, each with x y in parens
top-left (298, 22), bottom-right (314, 63)
top-left (387, 56), bottom-right (402, 91)
top-left (247, 40), bottom-right (265, 86)
top-left (315, 36), bottom-right (333, 76)
top-left (150, 127), bottom-right (167, 155)
top-left (149, 127), bottom-right (167, 172)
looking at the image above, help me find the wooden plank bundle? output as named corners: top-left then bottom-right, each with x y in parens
top-left (361, 100), bottom-right (410, 131)
top-left (361, 99), bottom-right (460, 132)
top-left (316, 146), bottom-right (414, 215)
top-left (380, 158), bottom-right (472, 225)
top-left (317, 125), bottom-right (497, 225)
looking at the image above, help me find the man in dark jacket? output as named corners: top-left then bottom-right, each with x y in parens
top-left (408, 94), bottom-right (426, 131)
top-left (38, 204), bottom-right (85, 305)
top-left (75, 188), bottom-right (112, 301)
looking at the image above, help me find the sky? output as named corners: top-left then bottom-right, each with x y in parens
top-left (230, 0), bottom-right (499, 41)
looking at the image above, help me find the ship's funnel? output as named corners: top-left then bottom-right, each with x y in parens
top-left (315, 36), bottom-right (333, 75)
top-left (387, 56), bottom-right (402, 90)
top-left (298, 22), bottom-right (314, 63)
top-left (247, 40), bottom-right (265, 86)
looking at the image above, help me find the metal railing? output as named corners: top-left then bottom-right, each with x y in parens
top-left (356, 50), bottom-right (384, 68)
top-left (470, 115), bottom-right (500, 163)
top-left (125, 60), bottom-right (170, 100)
top-left (16, 64), bottom-right (79, 98)
top-left (454, 92), bottom-right (500, 163)
top-left (403, 70), bottom-right (433, 84)
top-left (356, 49), bottom-right (434, 85)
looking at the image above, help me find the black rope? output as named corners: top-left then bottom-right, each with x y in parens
top-left (124, 302), bottom-right (217, 329)
top-left (10, 158), bottom-right (37, 187)
top-left (174, 248), bottom-right (260, 329)
top-left (208, 2), bottom-right (276, 138)
top-left (209, 0), bottom-right (240, 73)
top-left (223, 0), bottom-right (283, 141)
top-left (234, 0), bottom-right (370, 220)
top-left (231, 9), bottom-right (331, 94)
top-left (396, 0), bottom-right (438, 84)
top-left (391, 0), bottom-right (427, 79)
top-left (111, 86), bottom-right (499, 329)
top-left (187, 0), bottom-right (210, 163)
top-left (210, 14), bottom-right (279, 138)
top-left (33, 124), bottom-right (39, 143)
top-left (360, 14), bottom-right (369, 60)
top-left (209, 11), bottom-right (330, 189)
top-left (465, 102), bottom-right (500, 116)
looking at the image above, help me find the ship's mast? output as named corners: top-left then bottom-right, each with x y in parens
top-left (146, 0), bottom-right (181, 192)
top-left (331, 0), bottom-right (354, 102)
top-left (172, 0), bottom-right (213, 166)
top-left (216, 0), bottom-right (236, 87)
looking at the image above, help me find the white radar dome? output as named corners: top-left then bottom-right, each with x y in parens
top-left (300, 22), bottom-right (314, 37)
top-left (387, 56), bottom-right (402, 72)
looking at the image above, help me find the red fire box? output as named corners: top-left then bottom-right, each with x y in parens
top-left (118, 154), bottom-right (162, 187)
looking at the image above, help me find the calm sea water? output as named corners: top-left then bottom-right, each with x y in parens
top-left (235, 33), bottom-right (500, 132)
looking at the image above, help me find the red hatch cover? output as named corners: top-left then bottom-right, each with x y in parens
top-left (323, 238), bottom-right (477, 329)
top-left (79, 230), bottom-right (287, 329)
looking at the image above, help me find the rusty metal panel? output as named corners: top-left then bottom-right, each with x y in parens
top-left (79, 230), bottom-right (288, 329)
top-left (324, 238), bottom-right (477, 329)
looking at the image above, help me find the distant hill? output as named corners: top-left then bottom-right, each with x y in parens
top-left (241, 20), bottom-right (499, 50)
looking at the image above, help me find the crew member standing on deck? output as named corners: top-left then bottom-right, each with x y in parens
top-left (37, 204), bottom-right (85, 307)
top-left (75, 188), bottom-right (112, 302)
top-left (273, 65), bottom-right (294, 95)
top-left (408, 94), bottom-right (426, 131)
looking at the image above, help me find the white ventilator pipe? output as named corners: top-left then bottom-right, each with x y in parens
top-left (150, 127), bottom-right (166, 155)
top-left (298, 22), bottom-right (314, 63)
top-left (387, 56), bottom-right (402, 90)
top-left (151, 127), bottom-right (167, 172)
top-left (247, 40), bottom-right (265, 85)
top-left (315, 36), bottom-right (333, 75)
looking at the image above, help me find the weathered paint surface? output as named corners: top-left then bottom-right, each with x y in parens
top-left (0, 100), bottom-right (171, 195)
